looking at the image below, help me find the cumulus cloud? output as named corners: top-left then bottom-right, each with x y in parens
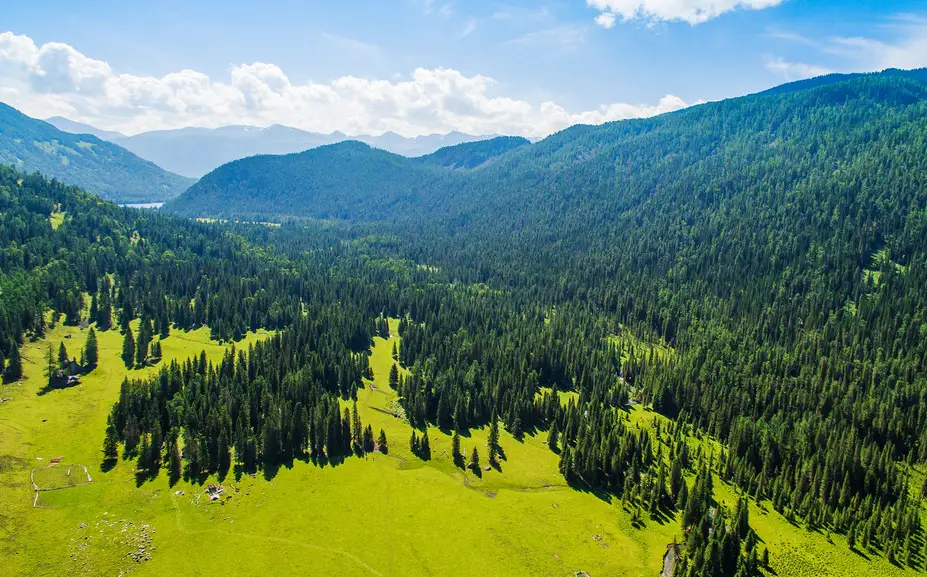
top-left (0, 31), bottom-right (689, 137)
top-left (588, 0), bottom-right (784, 26)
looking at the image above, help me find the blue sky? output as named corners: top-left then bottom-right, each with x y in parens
top-left (1, 0), bottom-right (925, 136)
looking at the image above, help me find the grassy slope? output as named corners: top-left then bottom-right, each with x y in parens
top-left (0, 318), bottom-right (919, 576)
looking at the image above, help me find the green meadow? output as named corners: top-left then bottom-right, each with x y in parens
top-left (0, 319), bottom-right (919, 576)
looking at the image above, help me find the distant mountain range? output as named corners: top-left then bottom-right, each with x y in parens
top-left (0, 103), bottom-right (193, 203)
top-left (45, 117), bottom-right (504, 178)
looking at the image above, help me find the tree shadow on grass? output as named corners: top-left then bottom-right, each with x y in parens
top-left (649, 505), bottom-right (676, 526)
top-left (566, 479), bottom-right (614, 504)
top-left (850, 546), bottom-right (870, 561)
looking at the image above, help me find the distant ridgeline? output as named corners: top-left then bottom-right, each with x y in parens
top-left (165, 69), bottom-right (927, 572)
top-left (3, 67), bottom-right (927, 576)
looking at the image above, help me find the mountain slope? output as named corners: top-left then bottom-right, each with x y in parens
top-left (47, 119), bottom-right (500, 177)
top-left (418, 135), bottom-right (530, 169)
top-left (1, 104), bottom-right (193, 202)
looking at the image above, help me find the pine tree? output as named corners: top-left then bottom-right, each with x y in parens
top-left (45, 345), bottom-right (56, 387)
top-left (453, 430), bottom-right (463, 467)
top-left (392, 341), bottom-right (398, 359)
top-left (470, 446), bottom-right (480, 471)
top-left (0, 350), bottom-right (5, 378)
top-left (389, 363), bottom-right (399, 389)
top-left (488, 411), bottom-right (500, 463)
top-left (735, 497), bottom-right (750, 539)
top-left (57, 342), bottom-right (69, 365)
top-left (136, 317), bottom-right (152, 366)
top-left (351, 402), bottom-right (363, 453)
top-left (149, 424), bottom-right (163, 472)
top-left (84, 327), bottom-right (98, 369)
top-left (421, 430), bottom-right (431, 460)
top-left (169, 438), bottom-right (182, 485)
top-left (363, 424), bottom-right (375, 453)
top-left (102, 415), bottom-right (119, 463)
top-left (559, 445), bottom-right (573, 481)
top-left (137, 434), bottom-right (151, 473)
top-left (548, 419), bottom-right (559, 452)
top-left (3, 340), bottom-right (20, 382)
top-left (378, 429), bottom-right (388, 454)
top-left (122, 327), bottom-right (135, 368)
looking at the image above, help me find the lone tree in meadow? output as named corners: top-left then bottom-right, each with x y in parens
top-left (84, 328), bottom-right (98, 370)
top-left (57, 342), bottom-right (69, 365)
top-left (452, 430), bottom-right (463, 467)
top-left (470, 446), bottom-right (480, 471)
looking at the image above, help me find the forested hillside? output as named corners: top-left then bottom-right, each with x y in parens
top-left (160, 69), bottom-right (927, 573)
top-left (0, 103), bottom-right (193, 202)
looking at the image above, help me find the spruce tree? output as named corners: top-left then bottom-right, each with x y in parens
top-left (122, 327), bottom-right (135, 368)
top-left (470, 446), bottom-right (480, 471)
top-left (57, 342), bottom-right (69, 365)
top-left (102, 415), bottom-right (119, 463)
top-left (169, 438), bottom-right (182, 485)
top-left (378, 429), bottom-right (388, 454)
top-left (3, 340), bottom-right (20, 382)
top-left (421, 430), bottom-right (431, 460)
top-left (488, 411), bottom-right (499, 463)
top-left (452, 430), bottom-right (462, 467)
top-left (84, 327), bottom-right (98, 369)
top-left (44, 345), bottom-right (56, 387)
top-left (548, 419), bottom-right (559, 452)
top-left (389, 363), bottom-right (399, 389)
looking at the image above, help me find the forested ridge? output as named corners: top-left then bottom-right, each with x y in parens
top-left (4, 68), bottom-right (927, 576)
top-left (0, 103), bottom-right (194, 202)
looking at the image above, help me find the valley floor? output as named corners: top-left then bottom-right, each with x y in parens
top-left (0, 320), bottom-right (919, 576)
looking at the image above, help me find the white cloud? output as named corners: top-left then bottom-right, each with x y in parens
top-left (765, 58), bottom-right (832, 81)
top-left (588, 0), bottom-right (784, 26)
top-left (767, 15), bottom-right (927, 81)
top-left (0, 31), bottom-right (689, 138)
top-left (831, 30), bottom-right (927, 72)
top-left (595, 12), bottom-right (618, 29)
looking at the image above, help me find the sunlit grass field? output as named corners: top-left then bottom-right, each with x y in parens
top-left (0, 319), bottom-right (919, 576)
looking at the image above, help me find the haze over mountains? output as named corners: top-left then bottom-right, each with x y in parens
top-left (45, 117), bottom-right (502, 178)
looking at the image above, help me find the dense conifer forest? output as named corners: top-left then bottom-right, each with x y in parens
top-left (4, 68), bottom-right (927, 575)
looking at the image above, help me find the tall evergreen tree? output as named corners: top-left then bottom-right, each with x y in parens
top-left (4, 340), bottom-right (22, 382)
top-left (84, 327), bottom-right (98, 370)
top-left (122, 327), bottom-right (135, 369)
